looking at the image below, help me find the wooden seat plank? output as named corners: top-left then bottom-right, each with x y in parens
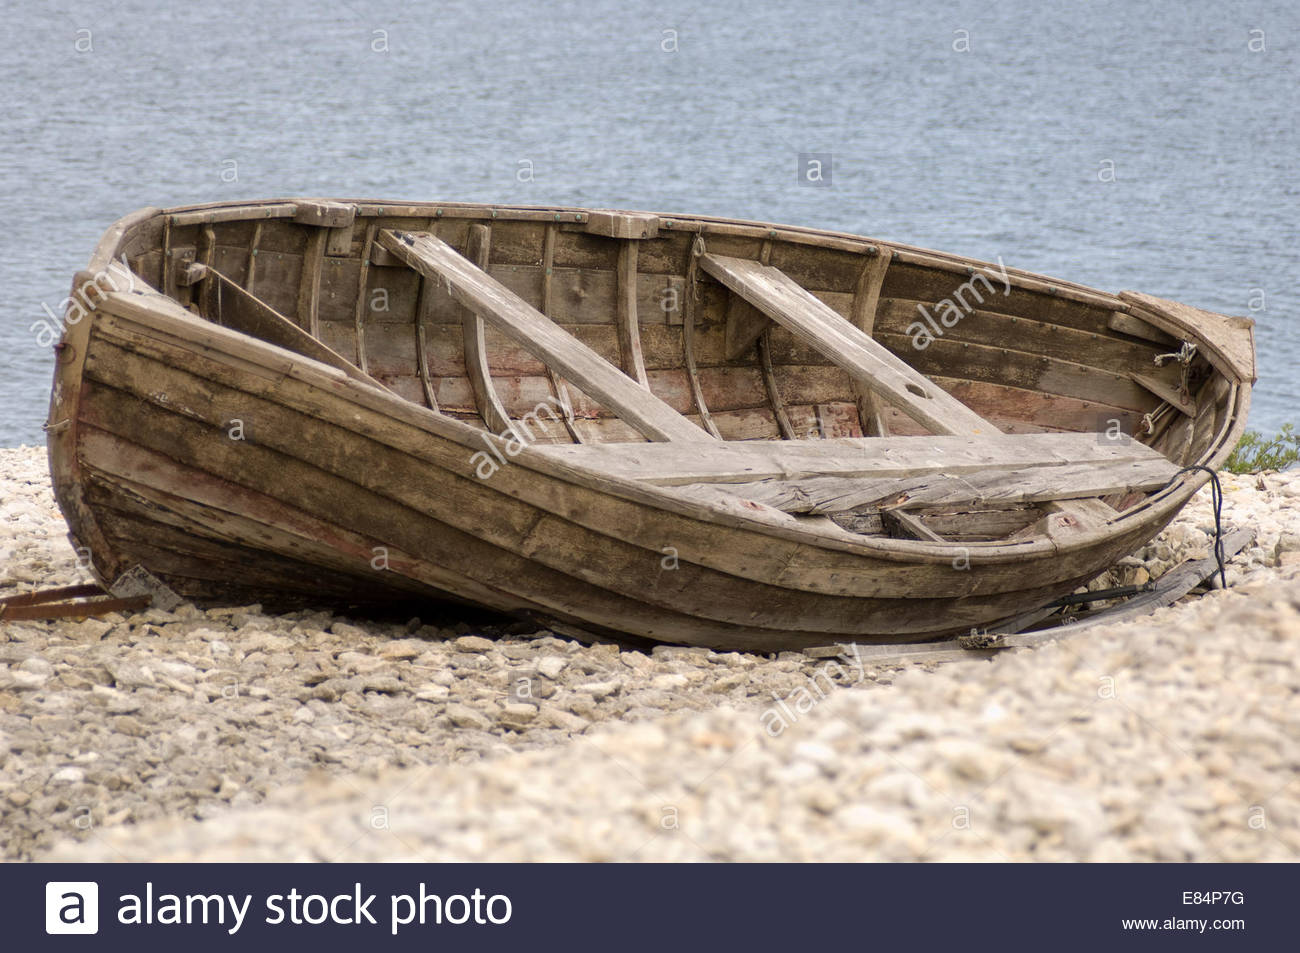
top-left (379, 230), bottom-right (714, 444)
top-left (699, 253), bottom-right (992, 436)
top-left (533, 432), bottom-right (1168, 486)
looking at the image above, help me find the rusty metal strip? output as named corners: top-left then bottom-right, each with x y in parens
top-left (0, 584), bottom-right (151, 622)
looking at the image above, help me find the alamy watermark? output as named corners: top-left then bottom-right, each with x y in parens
top-left (906, 258), bottom-right (1012, 350)
top-left (32, 254), bottom-right (138, 347)
top-left (760, 643), bottom-right (867, 737)
top-left (470, 391), bottom-right (575, 479)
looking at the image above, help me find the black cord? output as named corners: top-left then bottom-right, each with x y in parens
top-left (1173, 465), bottom-right (1227, 589)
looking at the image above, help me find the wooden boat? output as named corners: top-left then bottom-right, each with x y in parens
top-left (46, 200), bottom-right (1256, 651)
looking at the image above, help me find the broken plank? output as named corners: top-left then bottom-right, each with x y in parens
top-left (711, 457), bottom-right (1180, 514)
top-left (882, 507), bottom-right (946, 543)
top-left (379, 229), bottom-right (713, 443)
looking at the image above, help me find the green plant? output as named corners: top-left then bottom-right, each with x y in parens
top-left (1223, 424), bottom-right (1300, 474)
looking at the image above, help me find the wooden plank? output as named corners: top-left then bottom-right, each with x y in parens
top-left (1011, 497), bottom-right (1116, 543)
top-left (849, 252), bottom-right (891, 437)
top-left (581, 210), bottom-right (659, 240)
top-left (1118, 291), bottom-right (1256, 383)
top-left (196, 269), bottom-right (391, 392)
top-left (245, 222), bottom-right (263, 292)
top-left (711, 457), bottom-right (1180, 514)
top-left (882, 508), bottom-right (945, 543)
top-left (682, 240), bottom-right (722, 438)
top-left (459, 224), bottom-right (513, 435)
top-left (539, 224), bottom-right (582, 443)
top-left (615, 241), bottom-right (650, 386)
top-left (534, 431), bottom-right (1167, 486)
top-left (757, 328), bottom-right (796, 439)
top-left (295, 227), bottom-right (326, 335)
top-left (1130, 372), bottom-right (1194, 416)
top-left (699, 253), bottom-right (993, 436)
top-left (378, 229), bottom-right (713, 443)
top-left (1108, 310), bottom-right (1176, 345)
top-left (353, 222), bottom-right (378, 373)
top-left (724, 295), bottom-right (772, 360)
top-left (413, 275), bottom-right (439, 411)
top-left (293, 200), bottom-right (356, 229)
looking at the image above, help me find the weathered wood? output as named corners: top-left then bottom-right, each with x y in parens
top-left (1131, 372), bottom-right (1193, 416)
top-left (539, 224), bottom-right (582, 443)
top-left (700, 253), bottom-right (993, 436)
top-left (757, 328), bottom-right (796, 440)
top-left (581, 210), bottom-right (659, 240)
top-left (293, 200), bottom-right (356, 229)
top-left (459, 224), bottom-right (513, 435)
top-left (245, 222), bottom-right (263, 292)
top-left (1108, 310), bottom-right (1176, 345)
top-left (295, 228), bottom-right (326, 335)
top-left (413, 276), bottom-right (439, 412)
top-left (197, 268), bottom-right (390, 392)
top-left (882, 507), bottom-right (945, 543)
top-left (615, 241), bottom-right (650, 386)
top-left (1119, 291), bottom-right (1256, 383)
top-left (682, 239), bottom-right (722, 439)
top-left (377, 229), bottom-right (712, 443)
top-left (849, 252), bottom-right (892, 437)
top-left (1011, 496), bottom-right (1116, 543)
top-left (724, 295), bottom-right (772, 361)
top-left (713, 457), bottom-right (1180, 515)
top-left (535, 432), bottom-right (1168, 486)
top-left (353, 222), bottom-right (378, 373)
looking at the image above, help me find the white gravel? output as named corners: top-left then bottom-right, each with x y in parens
top-left (0, 445), bottom-right (1296, 861)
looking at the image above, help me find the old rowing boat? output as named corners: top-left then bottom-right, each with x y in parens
top-left (45, 200), bottom-right (1256, 651)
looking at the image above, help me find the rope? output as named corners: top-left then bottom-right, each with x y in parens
top-left (1172, 465), bottom-right (1227, 589)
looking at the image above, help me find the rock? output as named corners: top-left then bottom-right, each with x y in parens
top-left (50, 767), bottom-right (85, 785)
top-left (414, 684), bottom-right (450, 702)
top-left (1274, 532), bottom-right (1300, 559)
top-left (358, 675), bottom-right (405, 695)
top-left (90, 685), bottom-right (141, 714)
top-left (453, 636), bottom-right (496, 654)
top-left (445, 704), bottom-right (491, 730)
top-left (17, 657), bottom-right (54, 678)
top-left (575, 679), bottom-right (621, 700)
top-left (329, 621), bottom-right (371, 640)
top-left (378, 639), bottom-right (425, 661)
top-left (650, 673), bottom-right (689, 691)
top-left (539, 707), bottom-right (589, 732)
top-left (536, 656), bottom-right (567, 679)
top-left (498, 704), bottom-right (538, 729)
top-left (10, 670), bottom-right (49, 690)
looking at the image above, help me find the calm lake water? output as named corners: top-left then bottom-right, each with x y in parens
top-left (1, 0), bottom-right (1295, 447)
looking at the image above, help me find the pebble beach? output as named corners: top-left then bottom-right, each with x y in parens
top-left (0, 444), bottom-right (1296, 862)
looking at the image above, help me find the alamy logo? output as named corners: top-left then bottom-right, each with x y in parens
top-left (46, 882), bottom-right (99, 935)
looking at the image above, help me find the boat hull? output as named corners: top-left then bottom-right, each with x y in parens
top-left (46, 201), bottom-right (1255, 650)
